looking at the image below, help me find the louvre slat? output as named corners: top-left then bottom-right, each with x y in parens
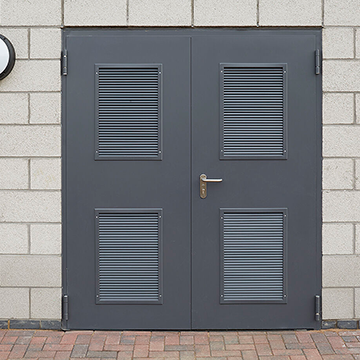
top-left (97, 66), bottom-right (161, 159)
top-left (222, 66), bottom-right (286, 158)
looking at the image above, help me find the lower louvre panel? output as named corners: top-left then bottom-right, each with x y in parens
top-left (95, 208), bottom-right (163, 305)
top-left (220, 208), bottom-right (287, 304)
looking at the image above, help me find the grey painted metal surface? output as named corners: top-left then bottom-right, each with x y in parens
top-left (191, 31), bottom-right (321, 329)
top-left (63, 29), bottom-right (321, 330)
top-left (63, 31), bottom-right (191, 329)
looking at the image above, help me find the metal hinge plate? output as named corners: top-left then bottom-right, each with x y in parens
top-left (315, 49), bottom-right (321, 75)
top-left (62, 50), bottom-right (68, 76)
top-left (63, 294), bottom-right (69, 321)
top-left (315, 295), bottom-right (321, 321)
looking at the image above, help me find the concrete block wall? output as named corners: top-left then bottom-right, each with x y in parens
top-left (0, 0), bottom-right (359, 323)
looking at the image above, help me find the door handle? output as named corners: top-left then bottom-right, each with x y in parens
top-left (200, 174), bottom-right (223, 199)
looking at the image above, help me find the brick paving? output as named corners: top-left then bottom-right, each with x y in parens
top-left (1, 329), bottom-right (360, 360)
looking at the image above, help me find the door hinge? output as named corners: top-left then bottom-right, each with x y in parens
top-left (62, 50), bottom-right (68, 76)
top-left (315, 49), bottom-right (321, 75)
top-left (315, 295), bottom-right (321, 321)
top-left (63, 294), bottom-right (69, 321)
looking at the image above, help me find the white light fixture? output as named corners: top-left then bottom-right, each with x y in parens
top-left (0, 35), bottom-right (15, 80)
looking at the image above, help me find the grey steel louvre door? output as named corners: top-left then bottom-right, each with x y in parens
top-left (64, 29), bottom-right (321, 330)
top-left (191, 32), bottom-right (321, 329)
top-left (64, 31), bottom-right (191, 329)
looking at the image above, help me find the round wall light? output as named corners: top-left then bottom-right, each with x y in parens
top-left (0, 35), bottom-right (15, 80)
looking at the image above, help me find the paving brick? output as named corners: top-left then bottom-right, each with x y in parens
top-left (212, 350), bottom-right (242, 356)
top-left (194, 344), bottom-right (210, 356)
top-left (242, 349), bottom-right (259, 360)
top-left (116, 352), bottom-right (132, 360)
top-left (87, 351), bottom-right (117, 358)
top-left (180, 336), bottom-right (193, 345)
top-left (179, 350), bottom-right (194, 360)
top-left (224, 335), bottom-right (239, 344)
top-left (283, 335), bottom-right (299, 344)
top-left (0, 344), bottom-right (13, 351)
top-left (15, 337), bottom-right (32, 345)
top-left (105, 335), bottom-right (120, 345)
top-left (226, 344), bottom-right (256, 350)
top-left (303, 348), bottom-right (323, 360)
top-left (134, 336), bottom-right (150, 345)
top-left (165, 336), bottom-right (179, 346)
top-left (43, 344), bottom-right (73, 351)
top-left (210, 341), bottom-right (225, 351)
top-left (71, 344), bottom-right (88, 357)
top-left (9, 345), bottom-right (28, 358)
top-left (149, 351), bottom-right (180, 358)
top-left (149, 340), bottom-right (164, 351)
top-left (296, 333), bottom-right (314, 343)
top-left (61, 333), bottom-right (78, 345)
top-left (165, 345), bottom-right (193, 351)
top-left (287, 343), bottom-right (316, 349)
top-left (273, 350), bottom-right (304, 356)
top-left (316, 343), bottom-right (336, 355)
top-left (24, 350), bottom-right (56, 358)
top-left (0, 352), bottom-right (10, 359)
top-left (254, 335), bottom-right (269, 344)
top-left (104, 344), bottom-right (133, 351)
top-left (76, 335), bottom-right (92, 345)
top-left (327, 337), bottom-right (346, 349)
top-left (54, 351), bottom-right (71, 359)
top-left (133, 344), bottom-right (149, 357)
top-left (239, 336), bottom-right (254, 344)
top-left (270, 341), bottom-right (287, 350)
top-left (256, 343), bottom-right (273, 355)
top-left (120, 337), bottom-right (135, 345)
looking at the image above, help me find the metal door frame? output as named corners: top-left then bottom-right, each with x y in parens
top-left (62, 28), bottom-right (322, 330)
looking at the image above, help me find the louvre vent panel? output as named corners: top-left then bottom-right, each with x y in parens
top-left (97, 212), bottom-right (161, 303)
top-left (222, 66), bottom-right (286, 158)
top-left (97, 66), bottom-right (161, 159)
top-left (222, 212), bottom-right (285, 302)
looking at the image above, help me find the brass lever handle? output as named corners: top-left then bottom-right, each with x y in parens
top-left (201, 177), bottom-right (223, 183)
top-left (200, 174), bottom-right (222, 199)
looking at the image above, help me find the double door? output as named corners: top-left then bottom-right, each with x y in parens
top-left (63, 29), bottom-right (321, 329)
